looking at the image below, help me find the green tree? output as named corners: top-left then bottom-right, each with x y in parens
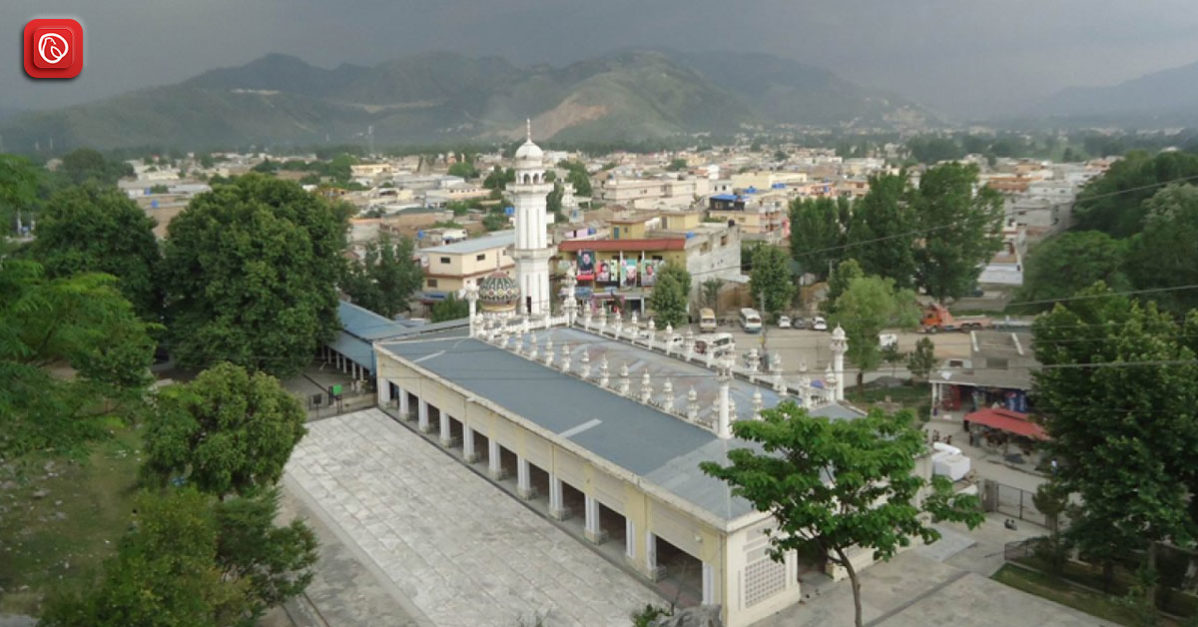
top-left (666, 158), bottom-right (688, 171)
top-left (0, 265), bottom-right (156, 458)
top-left (829, 276), bottom-right (919, 387)
top-left (558, 160), bottom-right (593, 197)
top-left (1125, 184), bottom-right (1198, 316)
top-left (448, 161), bottom-right (478, 179)
top-left (30, 183), bottom-right (162, 320)
top-left (700, 278), bottom-right (723, 310)
top-left (906, 136), bottom-right (965, 164)
top-left (700, 405), bottom-right (983, 627)
top-left (789, 196), bottom-right (848, 279)
top-left (342, 233), bottom-right (422, 318)
top-left (749, 245), bottom-right (794, 320)
top-left (59, 148), bottom-right (133, 186)
top-left (912, 163), bottom-right (1004, 303)
top-left (1033, 284), bottom-right (1198, 592)
top-left (483, 166), bottom-right (516, 191)
top-left (161, 174), bottom-right (349, 376)
top-left (848, 172), bottom-right (918, 288)
top-left (40, 489), bottom-right (249, 627)
top-left (906, 337), bottom-right (938, 382)
top-left (1032, 481), bottom-right (1071, 574)
top-left (142, 362), bottom-right (307, 498)
top-left (650, 264), bottom-right (689, 328)
top-left (0, 154), bottom-right (41, 232)
top-left (482, 211), bottom-right (509, 231)
top-left (826, 258), bottom-right (864, 304)
top-left (1074, 149), bottom-right (1198, 238)
top-left (431, 294), bottom-right (470, 322)
top-left (1016, 230), bottom-right (1129, 313)
top-left (198, 153), bottom-right (216, 169)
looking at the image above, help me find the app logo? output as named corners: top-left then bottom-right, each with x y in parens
top-left (23, 19), bottom-right (83, 79)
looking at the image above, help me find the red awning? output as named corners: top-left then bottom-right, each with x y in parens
top-left (965, 408), bottom-right (1048, 440)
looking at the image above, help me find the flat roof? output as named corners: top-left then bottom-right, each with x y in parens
top-left (423, 231), bottom-right (514, 254)
top-left (379, 327), bottom-right (862, 522)
top-left (558, 238), bottom-right (686, 252)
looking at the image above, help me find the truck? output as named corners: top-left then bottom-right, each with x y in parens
top-left (920, 303), bottom-right (991, 333)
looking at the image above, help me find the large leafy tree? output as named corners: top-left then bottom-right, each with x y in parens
top-left (342, 233), bottom-right (422, 318)
top-left (1016, 230), bottom-right (1129, 313)
top-left (906, 337), bottom-right (938, 382)
top-left (829, 276), bottom-right (920, 387)
top-left (649, 264), bottom-right (689, 328)
top-left (1074, 149), bottom-right (1198, 238)
top-left (825, 258), bottom-right (864, 305)
top-left (912, 163), bottom-right (1004, 303)
top-left (701, 405), bottom-right (983, 627)
top-left (161, 174), bottom-right (349, 376)
top-left (788, 195), bottom-right (848, 279)
top-left (848, 172), bottom-right (918, 288)
top-left (0, 154), bottom-right (41, 233)
top-left (31, 183), bottom-right (162, 320)
top-left (749, 245), bottom-right (795, 320)
top-left (1034, 285), bottom-right (1198, 589)
top-left (59, 148), bottom-right (134, 186)
top-left (431, 294), bottom-right (469, 322)
top-left (0, 264), bottom-right (156, 458)
top-left (1125, 184), bottom-right (1198, 317)
top-left (142, 362), bottom-right (307, 497)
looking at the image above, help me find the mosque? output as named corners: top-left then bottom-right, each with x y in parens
top-left (362, 125), bottom-right (871, 626)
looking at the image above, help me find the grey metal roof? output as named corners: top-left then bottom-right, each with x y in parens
top-left (331, 331), bottom-right (377, 374)
top-left (380, 335), bottom-right (758, 521)
top-left (423, 231), bottom-right (514, 254)
top-left (338, 301), bottom-right (412, 341)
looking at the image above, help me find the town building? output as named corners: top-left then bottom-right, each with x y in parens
top-left (419, 230), bottom-right (515, 306)
top-left (930, 330), bottom-right (1038, 422)
top-left (707, 190), bottom-right (788, 244)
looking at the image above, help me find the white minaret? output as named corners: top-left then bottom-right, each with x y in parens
top-left (830, 325), bottom-right (848, 402)
top-left (507, 119), bottom-right (556, 316)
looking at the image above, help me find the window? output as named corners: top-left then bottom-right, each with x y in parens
top-left (720, 235), bottom-right (728, 246)
top-left (427, 279), bottom-right (438, 288)
top-left (476, 253), bottom-right (486, 261)
top-left (651, 255), bottom-right (663, 261)
top-left (439, 256), bottom-right (450, 264)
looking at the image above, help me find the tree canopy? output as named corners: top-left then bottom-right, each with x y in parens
top-left (788, 195), bottom-right (848, 279)
top-left (829, 275), bottom-right (919, 386)
top-left (701, 405), bottom-right (982, 627)
top-left (848, 172), bottom-right (918, 288)
top-left (142, 362), bottom-right (307, 497)
top-left (1125, 184), bottom-right (1198, 317)
top-left (431, 294), bottom-right (470, 322)
top-left (30, 183), bottom-right (162, 320)
top-left (342, 233), bottom-right (422, 318)
top-left (649, 263), bottom-right (691, 328)
top-left (1016, 230), bottom-right (1129, 313)
top-left (749, 245), bottom-right (795, 319)
top-left (58, 148), bottom-right (134, 187)
top-left (1073, 150), bottom-right (1198, 238)
top-left (912, 163), bottom-right (1004, 303)
top-left (1033, 284), bottom-right (1198, 584)
top-left (161, 174), bottom-right (349, 376)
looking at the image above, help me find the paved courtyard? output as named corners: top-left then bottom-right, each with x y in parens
top-left (284, 409), bottom-right (661, 627)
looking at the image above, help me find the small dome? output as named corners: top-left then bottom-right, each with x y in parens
top-left (515, 139), bottom-right (544, 162)
top-left (831, 325), bottom-right (846, 340)
top-left (478, 272), bottom-right (520, 312)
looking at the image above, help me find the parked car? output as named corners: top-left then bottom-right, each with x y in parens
top-left (694, 332), bottom-right (736, 357)
top-left (777, 315), bottom-right (791, 328)
top-left (698, 308), bottom-right (718, 332)
top-left (790, 316), bottom-right (810, 330)
top-left (812, 316), bottom-right (828, 331)
top-left (878, 333), bottom-right (899, 348)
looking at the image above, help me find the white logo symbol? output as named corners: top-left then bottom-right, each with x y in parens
top-left (37, 32), bottom-right (69, 64)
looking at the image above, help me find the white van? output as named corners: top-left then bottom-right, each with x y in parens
top-left (739, 308), bottom-right (763, 334)
top-left (699, 308), bottom-right (718, 332)
top-left (694, 332), bottom-right (735, 357)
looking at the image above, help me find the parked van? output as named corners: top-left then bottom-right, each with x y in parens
top-left (694, 332), bottom-right (735, 357)
top-left (699, 308), bottom-right (718, 332)
top-left (739, 308), bottom-right (763, 334)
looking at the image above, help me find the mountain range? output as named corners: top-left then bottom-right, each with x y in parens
top-left (0, 50), bottom-right (933, 153)
top-left (1026, 59), bottom-right (1198, 126)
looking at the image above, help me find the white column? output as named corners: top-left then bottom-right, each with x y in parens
top-left (377, 379), bottom-right (391, 407)
top-left (584, 495), bottom-right (603, 543)
top-left (625, 518), bottom-right (637, 560)
top-left (488, 439), bottom-right (502, 479)
top-left (548, 474), bottom-right (566, 519)
top-left (702, 562), bottom-right (715, 605)
top-left (463, 427), bottom-right (477, 462)
top-left (417, 398), bottom-right (430, 432)
top-left (397, 385), bottom-right (409, 417)
top-left (517, 457), bottom-right (533, 499)
top-left (717, 378), bottom-right (732, 439)
top-left (439, 412), bottom-right (452, 447)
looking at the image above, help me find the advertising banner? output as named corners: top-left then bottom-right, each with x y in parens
top-left (576, 250), bottom-right (596, 280)
top-left (622, 258), bottom-right (639, 288)
top-left (597, 260), bottom-right (613, 283)
top-left (641, 259), bottom-right (661, 287)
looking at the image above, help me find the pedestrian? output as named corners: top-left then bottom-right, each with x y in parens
top-left (1051, 458), bottom-right (1059, 475)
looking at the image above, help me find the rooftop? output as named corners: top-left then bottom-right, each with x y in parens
top-left (423, 230), bottom-right (515, 254)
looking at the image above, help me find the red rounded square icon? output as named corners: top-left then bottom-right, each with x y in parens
top-left (24, 19), bottom-right (83, 79)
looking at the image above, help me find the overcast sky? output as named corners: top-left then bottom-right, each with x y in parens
top-left (6, 0), bottom-right (1198, 119)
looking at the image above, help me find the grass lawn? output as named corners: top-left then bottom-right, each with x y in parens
top-left (0, 426), bottom-right (143, 615)
top-left (992, 564), bottom-right (1177, 626)
top-left (846, 381), bottom-right (930, 411)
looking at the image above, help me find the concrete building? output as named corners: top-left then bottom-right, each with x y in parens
top-left (599, 176), bottom-right (711, 210)
top-left (931, 330), bottom-right (1038, 422)
top-left (707, 191), bottom-right (788, 244)
top-left (374, 307), bottom-right (865, 627)
top-left (419, 231), bottom-right (516, 305)
top-left (978, 220), bottom-right (1027, 286)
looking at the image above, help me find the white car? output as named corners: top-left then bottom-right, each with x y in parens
top-left (879, 333), bottom-right (899, 348)
top-left (812, 316), bottom-right (828, 331)
top-left (777, 315), bottom-right (791, 328)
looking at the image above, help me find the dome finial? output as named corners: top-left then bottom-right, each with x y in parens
top-left (526, 118), bottom-right (532, 142)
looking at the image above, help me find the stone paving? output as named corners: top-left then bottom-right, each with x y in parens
top-left (285, 409), bottom-right (661, 627)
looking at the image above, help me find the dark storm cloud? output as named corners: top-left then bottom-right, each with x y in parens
top-left (4, 0), bottom-right (1198, 118)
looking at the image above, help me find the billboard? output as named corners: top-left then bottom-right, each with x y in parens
top-left (597, 260), bottom-right (614, 283)
top-left (576, 249), bottom-right (596, 280)
top-left (641, 259), bottom-right (661, 287)
top-left (621, 258), bottom-right (638, 288)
